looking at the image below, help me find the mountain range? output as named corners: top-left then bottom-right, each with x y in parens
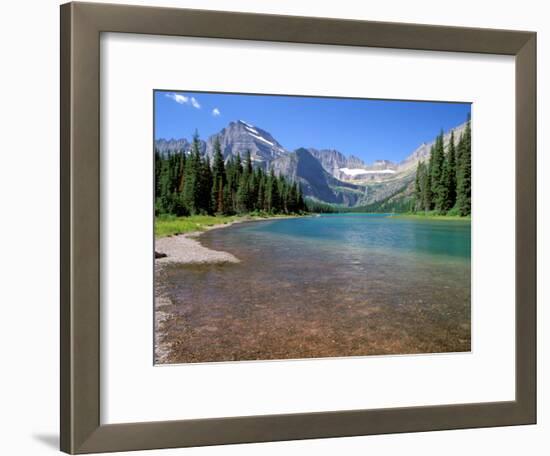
top-left (155, 119), bottom-right (467, 207)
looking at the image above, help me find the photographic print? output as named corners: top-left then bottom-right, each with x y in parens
top-left (154, 91), bottom-right (471, 365)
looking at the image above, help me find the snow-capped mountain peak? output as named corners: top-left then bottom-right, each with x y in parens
top-left (204, 120), bottom-right (287, 162)
top-left (238, 119), bottom-right (254, 128)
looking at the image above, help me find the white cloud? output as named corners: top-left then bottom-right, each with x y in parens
top-left (212, 107), bottom-right (221, 117)
top-left (190, 97), bottom-right (201, 109)
top-left (165, 93), bottom-right (188, 104)
top-left (165, 93), bottom-right (201, 109)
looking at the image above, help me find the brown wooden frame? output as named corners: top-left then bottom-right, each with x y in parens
top-left (60, 2), bottom-right (537, 453)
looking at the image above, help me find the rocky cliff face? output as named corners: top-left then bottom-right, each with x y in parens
top-left (272, 149), bottom-right (364, 205)
top-left (154, 138), bottom-right (206, 156)
top-left (308, 148), bottom-right (359, 176)
top-left (309, 148), bottom-right (399, 183)
top-left (204, 120), bottom-right (287, 166)
top-left (155, 138), bottom-right (190, 155)
top-left (155, 120), bottom-right (467, 207)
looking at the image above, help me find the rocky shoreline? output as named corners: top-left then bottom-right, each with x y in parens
top-left (154, 221), bottom-right (241, 363)
top-left (155, 232), bottom-right (240, 265)
top-left (154, 216), bottom-right (303, 364)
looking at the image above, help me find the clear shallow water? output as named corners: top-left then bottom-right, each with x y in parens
top-left (157, 214), bottom-right (471, 363)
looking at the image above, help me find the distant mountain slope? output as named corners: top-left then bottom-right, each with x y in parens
top-left (356, 121), bottom-right (468, 206)
top-left (272, 148), bottom-right (364, 205)
top-left (155, 138), bottom-right (190, 154)
top-left (308, 148), bottom-right (365, 176)
top-left (154, 119), bottom-right (467, 208)
top-left (398, 122), bottom-right (467, 172)
top-left (309, 148), bottom-right (398, 182)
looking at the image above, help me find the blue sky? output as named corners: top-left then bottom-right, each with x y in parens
top-left (154, 90), bottom-right (470, 163)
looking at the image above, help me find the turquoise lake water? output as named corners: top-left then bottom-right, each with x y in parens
top-left (246, 213), bottom-right (471, 260)
top-left (158, 214), bottom-right (471, 363)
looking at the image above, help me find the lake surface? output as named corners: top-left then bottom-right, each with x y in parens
top-left (156, 214), bottom-right (471, 363)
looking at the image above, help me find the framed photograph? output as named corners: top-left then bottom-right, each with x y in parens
top-left (60, 2), bottom-right (536, 453)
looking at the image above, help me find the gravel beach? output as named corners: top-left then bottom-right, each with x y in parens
top-left (154, 215), bottom-right (303, 265)
top-left (155, 232), bottom-right (240, 265)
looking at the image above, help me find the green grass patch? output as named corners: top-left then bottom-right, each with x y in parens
top-left (393, 211), bottom-right (471, 221)
top-left (155, 213), bottom-right (303, 238)
top-left (155, 214), bottom-right (241, 238)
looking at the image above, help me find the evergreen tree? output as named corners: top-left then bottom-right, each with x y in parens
top-left (455, 133), bottom-right (464, 186)
top-left (211, 137), bottom-right (226, 214)
top-left (249, 167), bottom-right (260, 211)
top-left (176, 151), bottom-right (186, 192)
top-left (417, 161), bottom-right (431, 212)
top-left (438, 156), bottom-right (451, 214)
top-left (277, 175), bottom-right (288, 213)
top-left (412, 117), bottom-right (471, 217)
top-left (431, 132), bottom-right (446, 212)
top-left (157, 152), bottom-right (172, 213)
top-left (227, 154), bottom-right (242, 213)
top-left (297, 184), bottom-right (306, 212)
top-left (236, 172), bottom-right (251, 213)
top-left (244, 149), bottom-right (253, 175)
top-left (224, 156), bottom-right (237, 213)
top-left (440, 130), bottom-right (457, 212)
top-left (212, 175), bottom-right (224, 214)
top-left (182, 132), bottom-right (202, 214)
top-left (414, 161), bottom-right (422, 211)
top-left (257, 172), bottom-right (266, 212)
top-left (235, 153), bottom-right (243, 176)
top-left (287, 182), bottom-right (298, 213)
top-left (171, 151), bottom-right (188, 215)
top-left (155, 140), bottom-right (306, 217)
top-left (425, 146), bottom-right (434, 210)
top-left (222, 184), bottom-right (234, 215)
top-left (456, 120), bottom-right (471, 216)
top-left (237, 150), bottom-right (254, 212)
top-left (154, 149), bottom-right (162, 199)
top-left (266, 168), bottom-right (280, 213)
top-left (200, 155), bottom-right (213, 213)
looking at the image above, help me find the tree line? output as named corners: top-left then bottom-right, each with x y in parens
top-left (155, 133), bottom-right (307, 216)
top-left (305, 192), bottom-right (411, 214)
top-left (413, 119), bottom-right (471, 216)
top-left (360, 186), bottom-right (412, 213)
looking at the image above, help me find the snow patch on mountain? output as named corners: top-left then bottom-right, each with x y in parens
top-left (340, 167), bottom-right (396, 176)
top-left (244, 125), bottom-right (260, 135)
top-left (239, 120), bottom-right (254, 128)
top-left (248, 131), bottom-right (275, 147)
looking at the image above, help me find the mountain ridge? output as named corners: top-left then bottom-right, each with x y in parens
top-left (155, 119), bottom-right (467, 207)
